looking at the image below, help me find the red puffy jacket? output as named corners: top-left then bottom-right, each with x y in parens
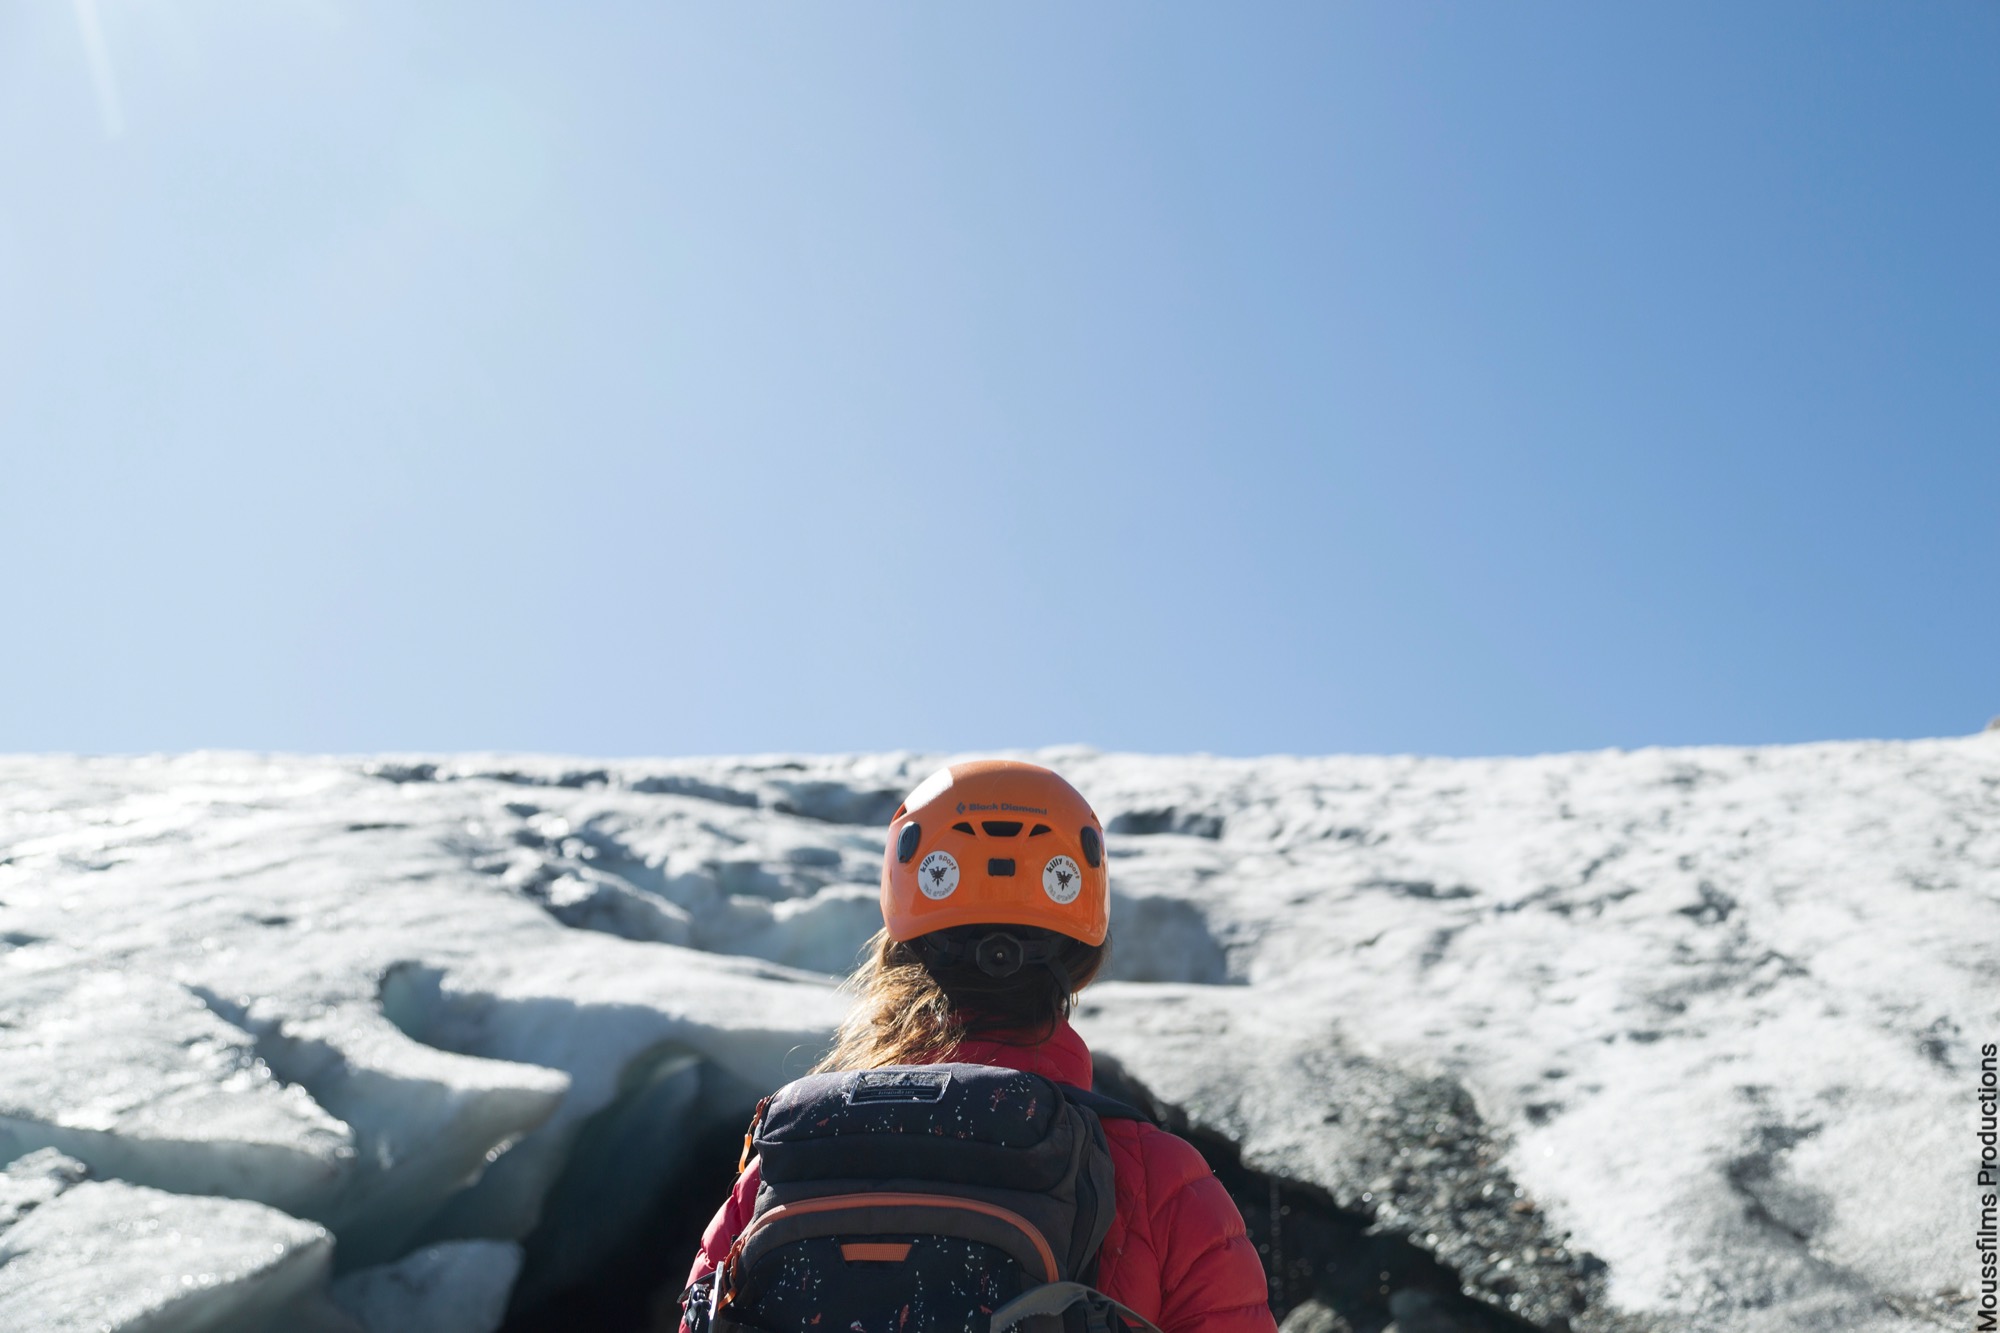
top-left (683, 1017), bottom-right (1277, 1333)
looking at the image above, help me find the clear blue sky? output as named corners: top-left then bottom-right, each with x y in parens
top-left (2, 3), bottom-right (1994, 758)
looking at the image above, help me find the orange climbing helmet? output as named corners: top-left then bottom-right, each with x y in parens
top-left (881, 759), bottom-right (1109, 947)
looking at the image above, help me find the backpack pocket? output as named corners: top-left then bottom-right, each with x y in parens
top-left (719, 1192), bottom-right (1064, 1333)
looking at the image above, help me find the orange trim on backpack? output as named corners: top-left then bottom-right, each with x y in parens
top-left (840, 1242), bottom-right (912, 1263)
top-left (738, 1191), bottom-right (1059, 1282)
top-left (737, 1095), bottom-right (773, 1173)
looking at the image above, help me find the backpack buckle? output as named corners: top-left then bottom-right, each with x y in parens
top-left (1083, 1296), bottom-right (1134, 1333)
top-left (679, 1270), bottom-right (719, 1333)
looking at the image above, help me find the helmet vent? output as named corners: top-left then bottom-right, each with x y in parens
top-left (987, 858), bottom-right (1016, 877)
top-left (980, 821), bottom-right (1022, 837)
top-left (896, 823), bottom-right (922, 864)
top-left (1080, 826), bottom-right (1103, 868)
top-left (1028, 824), bottom-right (1051, 837)
top-left (952, 821), bottom-right (976, 835)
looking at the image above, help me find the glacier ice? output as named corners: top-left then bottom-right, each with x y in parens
top-left (0, 971), bottom-right (353, 1212)
top-left (331, 1240), bottom-right (523, 1333)
top-left (0, 1148), bottom-right (333, 1333)
top-left (0, 739), bottom-right (1992, 1331)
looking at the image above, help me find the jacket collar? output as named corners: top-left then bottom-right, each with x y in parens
top-left (948, 1014), bottom-right (1094, 1087)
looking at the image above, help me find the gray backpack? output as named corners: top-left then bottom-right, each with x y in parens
top-left (681, 1062), bottom-right (1167, 1333)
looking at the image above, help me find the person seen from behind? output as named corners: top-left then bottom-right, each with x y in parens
top-left (681, 760), bottom-right (1277, 1333)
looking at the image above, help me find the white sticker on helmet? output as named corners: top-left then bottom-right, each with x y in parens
top-left (917, 850), bottom-right (960, 900)
top-left (1042, 855), bottom-right (1083, 905)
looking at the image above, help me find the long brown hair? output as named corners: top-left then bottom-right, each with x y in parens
top-left (814, 926), bottom-right (1109, 1073)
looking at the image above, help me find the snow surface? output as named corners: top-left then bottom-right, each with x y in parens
top-left (0, 739), bottom-right (1992, 1331)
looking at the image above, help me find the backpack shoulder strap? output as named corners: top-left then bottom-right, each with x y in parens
top-left (989, 1279), bottom-right (1168, 1333)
